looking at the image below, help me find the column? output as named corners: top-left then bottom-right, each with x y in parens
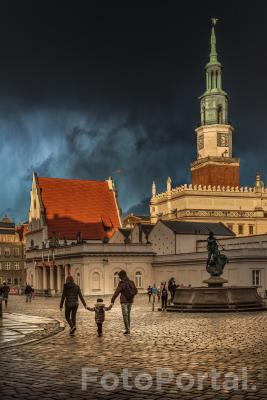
top-left (64, 264), bottom-right (71, 280)
top-left (57, 265), bottom-right (62, 293)
top-left (49, 267), bottom-right (55, 290)
top-left (43, 267), bottom-right (47, 290)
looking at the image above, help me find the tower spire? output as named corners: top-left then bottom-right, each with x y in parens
top-left (209, 18), bottom-right (219, 64)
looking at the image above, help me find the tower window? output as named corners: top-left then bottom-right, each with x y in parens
top-left (217, 105), bottom-right (223, 123)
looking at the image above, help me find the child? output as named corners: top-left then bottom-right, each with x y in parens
top-left (87, 299), bottom-right (112, 337)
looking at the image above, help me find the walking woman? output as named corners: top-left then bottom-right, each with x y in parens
top-left (60, 276), bottom-right (87, 336)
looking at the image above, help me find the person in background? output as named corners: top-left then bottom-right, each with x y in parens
top-left (161, 283), bottom-right (168, 311)
top-left (60, 275), bottom-right (87, 336)
top-left (111, 270), bottom-right (138, 335)
top-left (0, 282), bottom-right (10, 308)
top-left (151, 284), bottom-right (158, 311)
top-left (147, 285), bottom-right (152, 303)
top-left (157, 286), bottom-right (161, 302)
top-left (168, 277), bottom-right (177, 306)
top-left (25, 283), bottom-right (33, 303)
top-left (87, 298), bottom-right (112, 337)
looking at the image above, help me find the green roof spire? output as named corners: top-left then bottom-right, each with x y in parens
top-left (199, 18), bottom-right (229, 126)
top-left (209, 17), bottom-right (219, 65)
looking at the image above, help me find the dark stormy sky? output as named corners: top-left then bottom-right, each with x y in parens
top-left (1, 1), bottom-right (267, 222)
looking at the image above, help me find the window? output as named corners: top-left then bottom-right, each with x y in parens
top-left (92, 272), bottom-right (100, 291)
top-left (252, 270), bottom-right (261, 286)
top-left (249, 225), bottom-right (254, 235)
top-left (238, 225), bottom-right (244, 235)
top-left (14, 248), bottom-right (20, 257)
top-left (5, 262), bottom-right (11, 270)
top-left (76, 272), bottom-right (80, 286)
top-left (217, 105), bottom-right (223, 124)
top-left (7, 278), bottom-right (12, 285)
top-left (114, 272), bottom-right (120, 288)
top-left (14, 278), bottom-right (18, 285)
top-left (135, 271), bottom-right (143, 288)
top-left (14, 262), bottom-right (20, 270)
top-left (4, 247), bottom-right (11, 257)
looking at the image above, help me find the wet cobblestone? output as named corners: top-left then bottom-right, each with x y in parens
top-left (1, 295), bottom-right (267, 399)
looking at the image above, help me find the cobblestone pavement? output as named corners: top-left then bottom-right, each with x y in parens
top-left (0, 312), bottom-right (63, 348)
top-left (1, 295), bottom-right (267, 399)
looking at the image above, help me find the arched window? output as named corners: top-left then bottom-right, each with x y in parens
top-left (217, 105), bottom-right (223, 124)
top-left (76, 272), bottom-right (81, 286)
top-left (114, 272), bottom-right (120, 288)
top-left (202, 106), bottom-right (205, 125)
top-left (92, 272), bottom-right (100, 291)
top-left (135, 271), bottom-right (143, 288)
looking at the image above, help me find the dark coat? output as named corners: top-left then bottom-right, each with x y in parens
top-left (60, 282), bottom-right (86, 308)
top-left (1, 285), bottom-right (10, 298)
top-left (111, 278), bottom-right (138, 304)
top-left (87, 304), bottom-right (112, 323)
top-left (25, 285), bottom-right (33, 295)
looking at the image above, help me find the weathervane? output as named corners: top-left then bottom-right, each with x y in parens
top-left (211, 17), bottom-right (218, 27)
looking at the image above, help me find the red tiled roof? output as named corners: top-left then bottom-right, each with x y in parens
top-left (37, 177), bottom-right (121, 240)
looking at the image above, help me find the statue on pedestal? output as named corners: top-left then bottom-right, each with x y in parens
top-left (206, 232), bottom-right (228, 277)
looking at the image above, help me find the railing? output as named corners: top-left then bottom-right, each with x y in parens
top-left (26, 242), bottom-right (154, 260)
top-left (197, 235), bottom-right (267, 252)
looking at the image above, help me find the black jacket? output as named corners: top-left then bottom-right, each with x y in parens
top-left (25, 285), bottom-right (33, 295)
top-left (0, 285), bottom-right (10, 298)
top-left (60, 282), bottom-right (86, 308)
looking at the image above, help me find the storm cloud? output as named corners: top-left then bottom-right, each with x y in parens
top-left (0, 2), bottom-right (267, 221)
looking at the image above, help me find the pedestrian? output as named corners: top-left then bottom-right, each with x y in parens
top-left (161, 283), bottom-right (168, 311)
top-left (0, 282), bottom-right (10, 308)
top-left (60, 275), bottom-right (87, 336)
top-left (168, 277), bottom-right (176, 306)
top-left (87, 299), bottom-right (112, 337)
top-left (25, 283), bottom-right (33, 303)
top-left (157, 286), bottom-right (161, 302)
top-left (147, 285), bottom-right (152, 303)
top-left (151, 284), bottom-right (157, 310)
top-left (111, 270), bottom-right (138, 335)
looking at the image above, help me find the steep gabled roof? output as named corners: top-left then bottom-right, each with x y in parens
top-left (161, 220), bottom-right (235, 236)
top-left (118, 228), bottom-right (131, 239)
top-left (140, 224), bottom-right (154, 235)
top-left (37, 177), bottom-right (121, 240)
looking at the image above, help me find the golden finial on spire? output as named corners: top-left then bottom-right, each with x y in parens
top-left (211, 17), bottom-right (218, 27)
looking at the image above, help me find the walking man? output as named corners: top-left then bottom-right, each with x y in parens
top-left (1, 282), bottom-right (10, 308)
top-left (60, 275), bottom-right (87, 336)
top-left (25, 283), bottom-right (33, 303)
top-left (111, 270), bottom-right (137, 335)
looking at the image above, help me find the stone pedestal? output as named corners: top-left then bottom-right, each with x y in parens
top-left (167, 286), bottom-right (266, 312)
top-left (202, 276), bottom-right (228, 287)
